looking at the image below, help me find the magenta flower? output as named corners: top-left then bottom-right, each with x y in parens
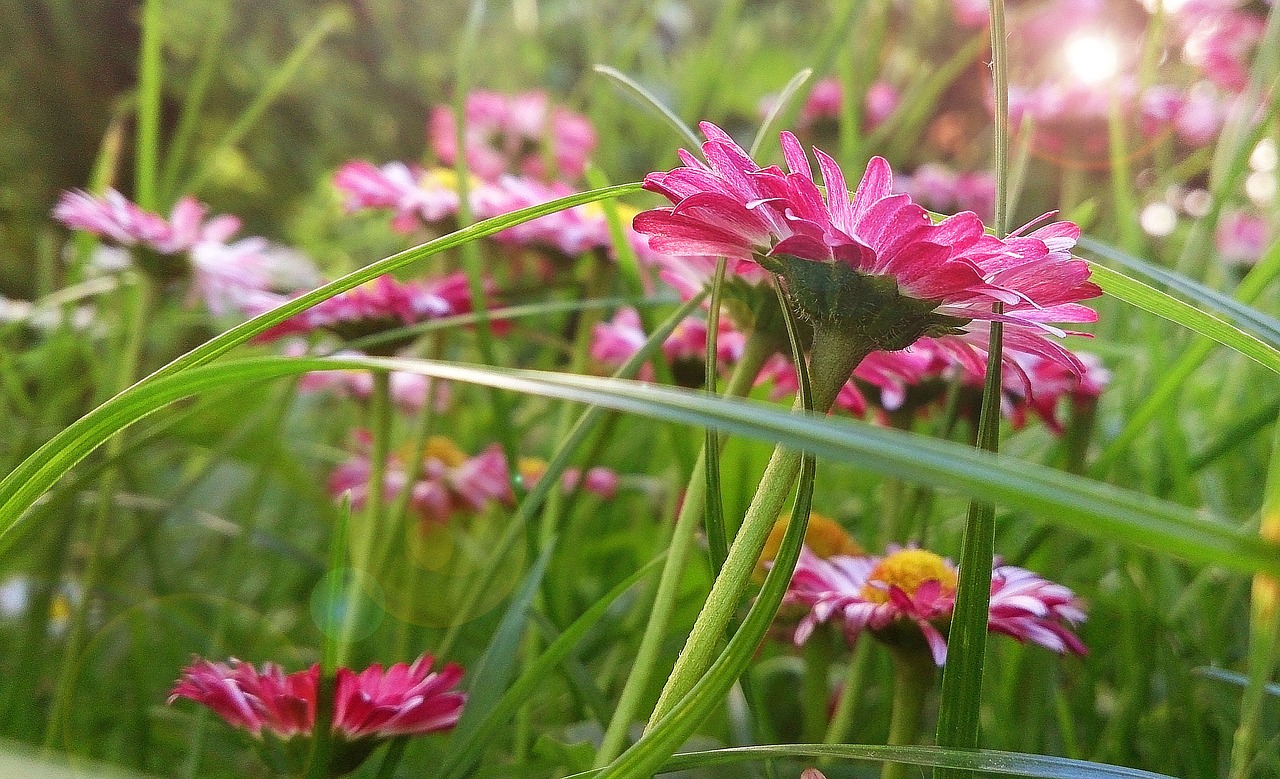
top-left (53, 189), bottom-right (239, 255)
top-left (633, 123), bottom-right (1099, 374)
top-left (333, 161), bottom-right (461, 232)
top-left (429, 90), bottom-right (596, 181)
top-left (1178, 5), bottom-right (1266, 92)
top-left (1216, 210), bottom-right (1272, 266)
top-left (756, 349), bottom-right (933, 419)
top-left (169, 655), bottom-right (464, 774)
top-left (590, 308), bottom-right (747, 382)
top-left (763, 79), bottom-right (898, 132)
top-left (252, 272), bottom-right (483, 344)
top-left (783, 546), bottom-right (1087, 664)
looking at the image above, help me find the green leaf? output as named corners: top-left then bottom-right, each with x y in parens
top-left (1087, 262), bottom-right (1280, 375)
top-left (447, 541), bottom-right (555, 757)
top-left (3, 357), bottom-right (1278, 577)
top-left (592, 65), bottom-right (703, 152)
top-left (632, 743), bottom-right (1175, 779)
top-left (1080, 236), bottom-right (1280, 353)
top-left (438, 555), bottom-right (666, 779)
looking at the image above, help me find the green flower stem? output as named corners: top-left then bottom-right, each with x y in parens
top-left (595, 328), bottom-right (776, 766)
top-left (335, 371), bottom-right (392, 668)
top-left (883, 647), bottom-right (937, 779)
top-left (801, 634), bottom-right (836, 744)
top-left (646, 324), bottom-right (872, 728)
top-left (823, 638), bottom-right (874, 746)
top-left (934, 2), bottom-right (1008, 775)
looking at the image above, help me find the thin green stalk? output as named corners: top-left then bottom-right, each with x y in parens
top-left (704, 257), bottom-right (730, 574)
top-left (884, 647), bottom-right (936, 779)
top-left (335, 371), bottom-right (392, 668)
top-left (801, 636), bottom-right (836, 744)
top-left (181, 9), bottom-right (344, 195)
top-left (134, 0), bottom-right (163, 210)
top-left (646, 320), bottom-right (872, 727)
top-left (451, 0), bottom-right (523, 497)
top-left (594, 328), bottom-right (775, 766)
top-left (158, 4), bottom-right (231, 201)
top-left (823, 639), bottom-right (875, 746)
top-left (45, 273), bottom-right (154, 747)
top-left (1228, 411), bottom-right (1280, 779)
top-left (933, 2), bottom-right (1008, 776)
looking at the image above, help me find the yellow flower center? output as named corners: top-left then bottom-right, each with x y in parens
top-left (755, 511), bottom-right (863, 580)
top-left (422, 167), bottom-right (463, 191)
top-left (422, 436), bottom-right (468, 468)
top-left (861, 549), bottom-right (957, 604)
top-left (518, 457), bottom-right (548, 484)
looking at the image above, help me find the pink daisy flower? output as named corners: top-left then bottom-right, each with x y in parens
top-left (251, 272), bottom-right (485, 344)
top-left (633, 123), bottom-right (1100, 375)
top-left (429, 90), bottom-right (597, 182)
top-left (333, 161), bottom-right (461, 232)
top-left (590, 307), bottom-right (747, 382)
top-left (783, 546), bottom-right (1087, 664)
top-left (1216, 210), bottom-right (1272, 266)
top-left (169, 655), bottom-right (465, 770)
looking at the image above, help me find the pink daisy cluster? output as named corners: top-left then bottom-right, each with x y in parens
top-left (783, 546), bottom-right (1087, 664)
top-left (251, 272), bottom-right (484, 344)
top-left (760, 78), bottom-right (899, 132)
top-left (590, 308), bottom-right (747, 382)
top-left (895, 164), bottom-right (997, 223)
top-left (1174, 2), bottom-right (1268, 92)
top-left (633, 123), bottom-right (1100, 373)
top-left (429, 90), bottom-right (597, 181)
top-left (1216, 209), bottom-right (1273, 266)
top-left (168, 655), bottom-right (464, 758)
top-left (329, 433), bottom-right (619, 526)
top-left (52, 189), bottom-right (313, 315)
top-left (333, 161), bottom-right (461, 233)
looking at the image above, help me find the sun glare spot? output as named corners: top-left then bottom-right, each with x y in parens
top-left (1064, 34), bottom-right (1120, 84)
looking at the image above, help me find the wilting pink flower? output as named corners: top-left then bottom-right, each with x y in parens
top-left (1217, 210), bottom-right (1272, 266)
top-left (783, 546), bottom-right (1087, 664)
top-left (330, 434), bottom-right (621, 526)
top-left (634, 123), bottom-right (1100, 375)
top-left (169, 655), bottom-right (465, 743)
top-left (252, 272), bottom-right (484, 343)
top-left (334, 161), bottom-right (461, 232)
top-left (430, 90), bottom-right (596, 181)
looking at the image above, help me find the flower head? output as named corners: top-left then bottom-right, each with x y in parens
top-left (333, 161), bottom-right (461, 232)
top-left (169, 655), bottom-right (465, 774)
top-left (783, 546), bottom-right (1086, 664)
top-left (429, 90), bottom-right (596, 181)
top-left (634, 124), bottom-right (1099, 375)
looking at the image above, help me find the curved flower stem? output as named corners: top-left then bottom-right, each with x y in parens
top-left (883, 646), bottom-right (936, 779)
top-left (594, 328), bottom-right (776, 766)
top-left (646, 323), bottom-right (872, 728)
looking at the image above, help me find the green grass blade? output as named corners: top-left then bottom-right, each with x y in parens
top-left (641, 744), bottom-right (1176, 779)
top-left (4, 357), bottom-right (1279, 576)
top-left (1088, 263), bottom-right (1280, 374)
top-left (1080, 236), bottom-right (1280, 350)
top-left (438, 555), bottom-right (666, 779)
top-left (181, 8), bottom-right (346, 195)
top-left (158, 4), bottom-right (231, 201)
top-left (134, 0), bottom-right (163, 211)
top-left (593, 65), bottom-right (702, 152)
top-left (749, 68), bottom-right (813, 158)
